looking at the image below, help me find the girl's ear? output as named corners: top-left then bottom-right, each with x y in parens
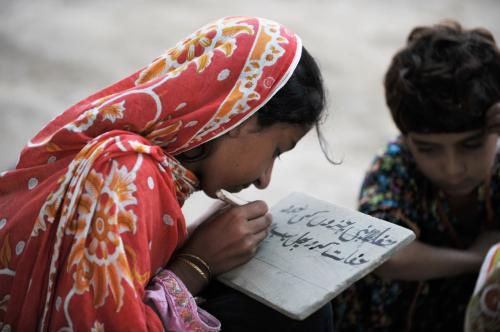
top-left (227, 125), bottom-right (243, 138)
top-left (176, 142), bottom-right (213, 163)
top-left (227, 115), bottom-right (261, 138)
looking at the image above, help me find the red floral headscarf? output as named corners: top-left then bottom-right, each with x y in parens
top-left (0, 16), bottom-right (301, 330)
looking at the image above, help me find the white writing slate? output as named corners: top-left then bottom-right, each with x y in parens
top-left (218, 192), bottom-right (416, 320)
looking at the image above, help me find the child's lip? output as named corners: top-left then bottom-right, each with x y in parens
top-left (442, 181), bottom-right (473, 194)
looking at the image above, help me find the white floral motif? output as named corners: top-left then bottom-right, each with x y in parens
top-left (134, 17), bottom-right (254, 85)
top-left (186, 18), bottom-right (293, 147)
top-left (65, 108), bottom-right (99, 133)
top-left (175, 102), bottom-right (187, 111)
top-left (147, 176), bottom-right (155, 190)
top-left (217, 69), bottom-right (231, 81)
top-left (184, 121), bottom-right (198, 128)
top-left (100, 101), bottom-right (126, 123)
top-left (129, 140), bottom-right (151, 154)
top-left (65, 101), bottom-right (126, 133)
top-left (15, 241), bottom-right (25, 255)
top-left (0, 295), bottom-right (10, 314)
top-left (91, 321), bottom-right (105, 332)
top-left (163, 214), bottom-right (174, 226)
top-left (28, 178), bottom-right (38, 190)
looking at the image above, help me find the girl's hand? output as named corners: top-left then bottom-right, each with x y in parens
top-left (186, 200), bottom-right (226, 236)
top-left (486, 102), bottom-right (500, 135)
top-left (179, 200), bottom-right (272, 276)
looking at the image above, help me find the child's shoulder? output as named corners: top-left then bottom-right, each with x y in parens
top-left (491, 149), bottom-right (500, 184)
top-left (383, 136), bottom-right (407, 157)
top-left (368, 136), bottom-right (414, 175)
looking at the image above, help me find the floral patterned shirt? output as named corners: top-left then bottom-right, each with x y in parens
top-left (334, 137), bottom-right (500, 332)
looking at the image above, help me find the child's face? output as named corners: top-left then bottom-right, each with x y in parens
top-left (194, 115), bottom-right (309, 198)
top-left (405, 130), bottom-right (498, 197)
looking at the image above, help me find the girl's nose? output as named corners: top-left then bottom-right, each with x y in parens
top-left (253, 162), bottom-right (274, 189)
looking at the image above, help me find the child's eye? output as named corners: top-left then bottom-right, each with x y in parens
top-left (416, 146), bottom-right (436, 154)
top-left (461, 140), bottom-right (484, 149)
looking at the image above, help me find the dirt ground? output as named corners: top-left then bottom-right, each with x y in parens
top-left (1, 0), bottom-right (499, 221)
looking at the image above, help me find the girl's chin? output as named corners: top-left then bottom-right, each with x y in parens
top-left (200, 187), bottom-right (218, 199)
top-left (202, 184), bottom-right (248, 199)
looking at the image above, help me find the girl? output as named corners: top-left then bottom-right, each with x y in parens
top-left (0, 16), bottom-right (332, 331)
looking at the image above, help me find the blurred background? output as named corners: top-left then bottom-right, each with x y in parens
top-left (1, 0), bottom-right (499, 222)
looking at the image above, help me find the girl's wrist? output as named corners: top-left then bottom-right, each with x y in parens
top-left (167, 259), bottom-right (209, 295)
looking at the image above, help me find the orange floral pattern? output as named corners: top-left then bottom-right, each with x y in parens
top-left (67, 101), bottom-right (126, 133)
top-left (135, 18), bottom-right (254, 85)
top-left (67, 160), bottom-right (138, 310)
top-left (0, 16), bottom-right (301, 331)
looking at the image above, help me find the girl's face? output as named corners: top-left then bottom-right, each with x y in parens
top-left (405, 130), bottom-right (498, 197)
top-left (192, 115), bottom-right (309, 198)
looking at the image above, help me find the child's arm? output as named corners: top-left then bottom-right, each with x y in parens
top-left (375, 231), bottom-right (500, 280)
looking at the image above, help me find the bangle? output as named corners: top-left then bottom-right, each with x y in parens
top-left (177, 253), bottom-right (212, 280)
top-left (177, 256), bottom-right (209, 282)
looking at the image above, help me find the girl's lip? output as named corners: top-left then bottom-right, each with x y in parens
top-left (229, 186), bottom-right (245, 193)
top-left (234, 184), bottom-right (250, 192)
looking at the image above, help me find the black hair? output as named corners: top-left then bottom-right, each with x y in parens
top-left (257, 47), bottom-right (325, 128)
top-left (257, 46), bottom-right (332, 162)
top-left (178, 46), bottom-right (333, 163)
top-left (384, 20), bottom-right (500, 134)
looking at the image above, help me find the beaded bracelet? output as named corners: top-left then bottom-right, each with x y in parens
top-left (177, 253), bottom-right (212, 280)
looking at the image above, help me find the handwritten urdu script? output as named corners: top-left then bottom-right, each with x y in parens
top-left (218, 192), bottom-right (415, 320)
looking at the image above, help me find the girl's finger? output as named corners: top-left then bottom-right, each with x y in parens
top-left (247, 213), bottom-right (273, 234)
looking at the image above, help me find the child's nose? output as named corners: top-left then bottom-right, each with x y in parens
top-left (443, 153), bottom-right (466, 178)
top-left (253, 162), bottom-right (274, 189)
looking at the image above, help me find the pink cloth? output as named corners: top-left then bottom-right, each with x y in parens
top-left (145, 270), bottom-right (220, 332)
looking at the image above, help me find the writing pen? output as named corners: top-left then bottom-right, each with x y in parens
top-left (215, 189), bottom-right (248, 206)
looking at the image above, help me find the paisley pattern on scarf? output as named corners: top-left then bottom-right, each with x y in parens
top-left (0, 16), bottom-right (301, 331)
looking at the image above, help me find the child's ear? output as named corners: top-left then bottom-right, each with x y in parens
top-left (402, 134), bottom-right (410, 146)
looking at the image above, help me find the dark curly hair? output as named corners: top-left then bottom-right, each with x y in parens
top-left (384, 20), bottom-right (500, 134)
